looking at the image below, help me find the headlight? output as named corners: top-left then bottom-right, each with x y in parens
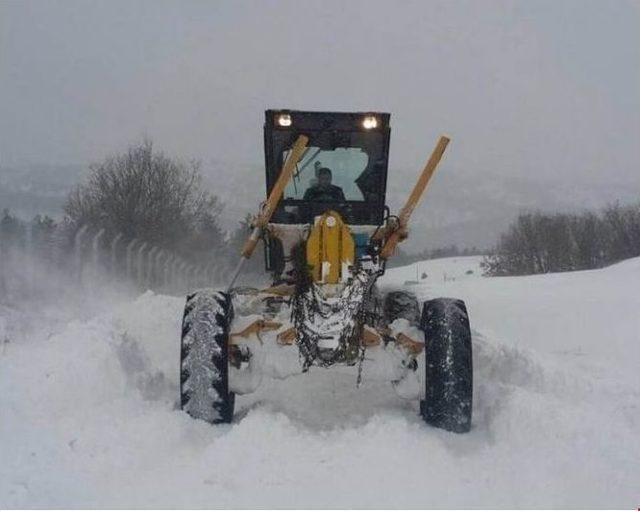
top-left (277, 113), bottom-right (292, 127)
top-left (362, 115), bottom-right (378, 129)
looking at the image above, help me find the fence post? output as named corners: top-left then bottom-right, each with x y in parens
top-left (136, 242), bottom-right (148, 288)
top-left (92, 228), bottom-right (105, 270)
top-left (172, 257), bottom-right (181, 290)
top-left (178, 261), bottom-right (188, 293)
top-left (111, 233), bottom-right (123, 275)
top-left (154, 249), bottom-right (166, 289)
top-left (187, 264), bottom-right (196, 291)
top-left (74, 225), bottom-right (89, 285)
top-left (126, 238), bottom-right (139, 280)
top-left (146, 246), bottom-right (158, 287)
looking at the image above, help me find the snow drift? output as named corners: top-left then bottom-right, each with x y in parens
top-left (1, 257), bottom-right (638, 508)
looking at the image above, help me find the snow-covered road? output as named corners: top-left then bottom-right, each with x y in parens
top-left (1, 257), bottom-right (638, 508)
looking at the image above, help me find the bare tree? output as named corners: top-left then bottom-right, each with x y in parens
top-left (483, 202), bottom-right (640, 276)
top-left (65, 141), bottom-right (224, 261)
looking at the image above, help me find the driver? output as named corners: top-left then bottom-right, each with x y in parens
top-left (303, 167), bottom-right (346, 202)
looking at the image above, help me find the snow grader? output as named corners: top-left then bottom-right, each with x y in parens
top-left (180, 110), bottom-right (473, 433)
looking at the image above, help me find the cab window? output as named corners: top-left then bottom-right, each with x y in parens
top-left (283, 147), bottom-right (369, 201)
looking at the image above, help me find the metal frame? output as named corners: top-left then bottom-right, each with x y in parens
top-left (263, 109), bottom-right (391, 225)
top-left (262, 109), bottom-right (392, 275)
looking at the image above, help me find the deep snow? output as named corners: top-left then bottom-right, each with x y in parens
top-left (1, 256), bottom-right (639, 508)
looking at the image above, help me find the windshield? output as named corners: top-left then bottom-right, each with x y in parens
top-left (283, 146), bottom-right (369, 201)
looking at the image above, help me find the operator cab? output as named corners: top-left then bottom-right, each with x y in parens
top-left (264, 110), bottom-right (391, 226)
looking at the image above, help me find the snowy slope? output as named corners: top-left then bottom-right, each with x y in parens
top-left (1, 257), bottom-right (639, 508)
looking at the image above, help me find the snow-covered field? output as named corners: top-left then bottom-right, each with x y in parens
top-left (1, 256), bottom-right (639, 508)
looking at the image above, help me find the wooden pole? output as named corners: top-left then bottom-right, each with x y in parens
top-left (240, 134), bottom-right (309, 259)
top-left (380, 135), bottom-right (450, 260)
top-left (228, 134), bottom-right (309, 291)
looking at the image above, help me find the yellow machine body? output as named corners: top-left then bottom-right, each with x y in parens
top-left (306, 211), bottom-right (355, 284)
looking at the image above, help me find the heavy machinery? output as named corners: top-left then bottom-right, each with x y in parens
top-left (180, 110), bottom-right (472, 433)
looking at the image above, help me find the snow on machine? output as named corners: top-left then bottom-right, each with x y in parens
top-left (180, 110), bottom-right (472, 432)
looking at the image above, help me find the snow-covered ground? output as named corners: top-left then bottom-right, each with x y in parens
top-left (1, 256), bottom-right (638, 508)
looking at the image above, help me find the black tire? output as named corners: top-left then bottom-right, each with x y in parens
top-left (419, 298), bottom-right (472, 433)
top-left (180, 290), bottom-right (235, 424)
top-left (383, 290), bottom-right (420, 324)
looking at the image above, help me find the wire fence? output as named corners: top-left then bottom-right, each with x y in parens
top-left (0, 221), bottom-right (232, 301)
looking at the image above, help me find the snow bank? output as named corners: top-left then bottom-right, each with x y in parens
top-left (1, 258), bottom-right (639, 507)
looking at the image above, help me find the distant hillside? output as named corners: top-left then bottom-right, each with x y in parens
top-left (0, 164), bottom-right (86, 219)
top-left (3, 160), bottom-right (638, 252)
top-left (200, 159), bottom-right (640, 252)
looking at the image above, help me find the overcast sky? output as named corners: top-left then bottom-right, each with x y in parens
top-left (2, 0), bottom-right (639, 190)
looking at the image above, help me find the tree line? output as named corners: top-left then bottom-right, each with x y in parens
top-left (481, 203), bottom-right (640, 276)
top-left (5, 139), bottom-right (637, 284)
top-left (2, 139), bottom-right (482, 282)
top-left (389, 244), bottom-right (484, 268)
top-left (0, 141), bottom-right (262, 293)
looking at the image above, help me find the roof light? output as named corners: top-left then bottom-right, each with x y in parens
top-left (277, 113), bottom-right (292, 127)
top-left (362, 115), bottom-right (378, 129)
